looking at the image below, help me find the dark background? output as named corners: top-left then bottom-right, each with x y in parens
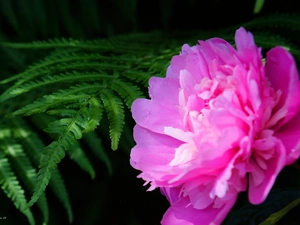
top-left (1, 0), bottom-right (300, 225)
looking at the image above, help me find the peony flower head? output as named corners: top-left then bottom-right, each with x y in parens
top-left (130, 27), bottom-right (300, 225)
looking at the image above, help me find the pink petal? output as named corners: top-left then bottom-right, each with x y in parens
top-left (180, 69), bottom-right (198, 98)
top-left (161, 187), bottom-right (238, 225)
top-left (199, 38), bottom-right (240, 68)
top-left (234, 27), bottom-right (262, 69)
top-left (186, 46), bottom-right (210, 82)
top-left (130, 125), bottom-right (183, 185)
top-left (210, 147), bottom-right (244, 199)
top-left (188, 184), bottom-right (215, 210)
top-left (248, 140), bottom-right (286, 204)
top-left (275, 111), bottom-right (300, 165)
top-left (149, 77), bottom-right (180, 109)
top-left (235, 27), bottom-right (256, 52)
top-left (265, 46), bottom-right (300, 129)
top-left (166, 44), bottom-right (191, 79)
top-left (130, 125), bottom-right (182, 164)
top-left (132, 99), bottom-right (182, 134)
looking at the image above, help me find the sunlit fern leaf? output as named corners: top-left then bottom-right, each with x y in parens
top-left (26, 140), bottom-right (65, 209)
top-left (82, 97), bottom-right (103, 133)
top-left (0, 61), bottom-right (128, 87)
top-left (47, 108), bottom-right (82, 118)
top-left (45, 117), bottom-right (83, 139)
top-left (11, 116), bottom-right (72, 222)
top-left (10, 84), bottom-right (100, 116)
top-left (0, 71), bottom-right (115, 103)
top-left (111, 79), bottom-right (144, 109)
top-left (68, 140), bottom-right (95, 179)
top-left (49, 168), bottom-right (73, 223)
top-left (28, 96), bottom-right (102, 208)
top-left (45, 98), bottom-right (102, 135)
top-left (83, 132), bottom-right (113, 175)
top-left (100, 90), bottom-right (125, 150)
top-left (0, 151), bottom-right (35, 225)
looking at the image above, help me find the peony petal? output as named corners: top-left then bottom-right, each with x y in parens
top-left (130, 27), bottom-right (300, 225)
top-left (199, 38), bottom-right (240, 68)
top-left (235, 27), bottom-right (262, 71)
top-left (275, 111), bottom-right (300, 165)
top-left (248, 140), bottom-right (286, 204)
top-left (210, 147), bottom-right (244, 199)
top-left (185, 45), bottom-right (210, 82)
top-left (188, 184), bottom-right (215, 209)
top-left (265, 46), bottom-right (300, 129)
top-left (180, 69), bottom-right (198, 98)
top-left (130, 125), bottom-right (183, 186)
top-left (132, 99), bottom-right (182, 133)
top-left (149, 77), bottom-right (180, 109)
top-left (161, 187), bottom-right (238, 225)
top-left (166, 44), bottom-right (191, 79)
top-left (235, 27), bottom-right (256, 52)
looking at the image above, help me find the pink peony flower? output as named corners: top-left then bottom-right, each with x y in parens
top-left (130, 27), bottom-right (300, 225)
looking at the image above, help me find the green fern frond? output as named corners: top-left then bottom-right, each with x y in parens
top-left (253, 32), bottom-right (297, 48)
top-left (100, 90), bottom-right (125, 150)
top-left (111, 79), bottom-right (144, 109)
top-left (10, 118), bottom-right (44, 164)
top-left (83, 132), bottom-right (112, 175)
top-left (82, 97), bottom-right (103, 133)
top-left (0, 51), bottom-right (115, 85)
top-left (243, 13), bottom-right (300, 31)
top-left (123, 70), bottom-right (154, 86)
top-left (0, 130), bottom-right (49, 224)
top-left (0, 151), bottom-right (35, 225)
top-left (11, 83), bottom-right (104, 116)
top-left (1, 36), bottom-right (157, 53)
top-left (26, 140), bottom-right (64, 209)
top-left (11, 117), bottom-right (72, 223)
top-left (1, 38), bottom-right (103, 50)
top-left (67, 140), bottom-right (95, 179)
top-left (252, 32), bottom-right (300, 60)
top-left (49, 168), bottom-right (73, 223)
top-left (0, 71), bottom-right (115, 103)
top-left (45, 117), bottom-right (83, 139)
top-left (28, 95), bottom-right (102, 208)
top-left (10, 118), bottom-right (49, 223)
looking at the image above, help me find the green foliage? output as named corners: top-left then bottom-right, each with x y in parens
top-left (243, 13), bottom-right (300, 31)
top-left (259, 198), bottom-right (300, 225)
top-left (253, 0), bottom-right (265, 14)
top-left (0, 33), bottom-right (169, 223)
top-left (227, 189), bottom-right (300, 225)
top-left (0, 1), bottom-right (300, 224)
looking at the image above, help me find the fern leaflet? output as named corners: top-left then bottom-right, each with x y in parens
top-left (0, 151), bottom-right (35, 225)
top-left (100, 90), bottom-right (125, 150)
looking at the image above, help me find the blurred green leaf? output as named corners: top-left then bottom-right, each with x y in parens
top-left (254, 0), bottom-right (265, 14)
top-left (259, 198), bottom-right (300, 225)
top-left (227, 188), bottom-right (300, 225)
